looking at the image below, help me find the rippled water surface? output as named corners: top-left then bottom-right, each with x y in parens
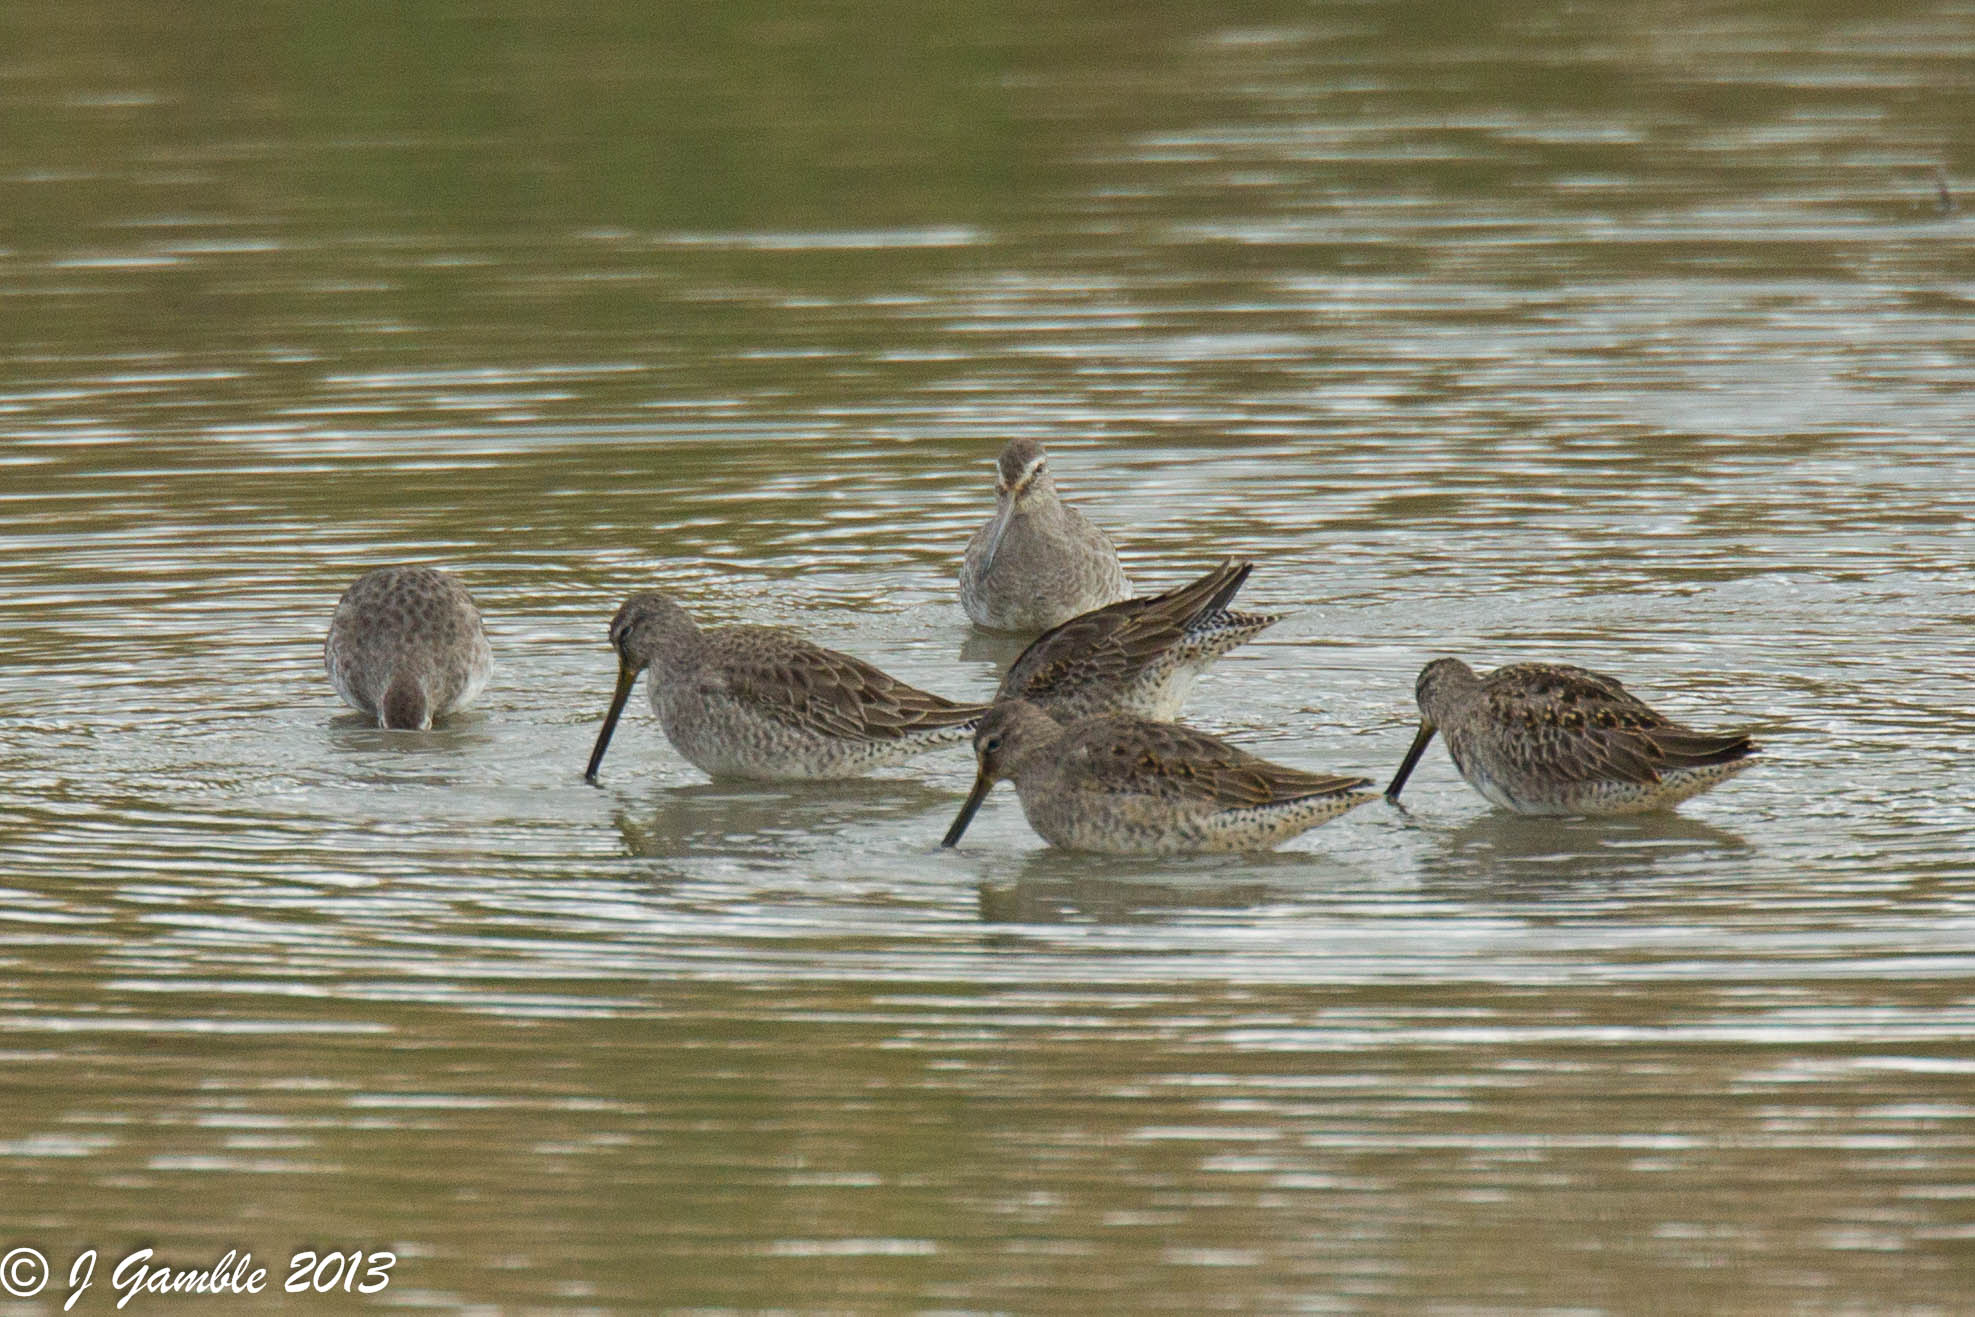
top-left (3, 1), bottom-right (1973, 1310)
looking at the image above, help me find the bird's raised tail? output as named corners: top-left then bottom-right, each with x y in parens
top-left (1647, 727), bottom-right (1757, 770)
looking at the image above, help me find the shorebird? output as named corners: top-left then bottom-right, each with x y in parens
top-left (958, 438), bottom-right (1131, 633)
top-left (940, 700), bottom-right (1374, 855)
top-left (998, 560), bottom-right (1280, 722)
top-left (1384, 658), bottom-right (1758, 815)
top-left (584, 591), bottom-right (988, 782)
top-left (325, 566), bottom-right (492, 730)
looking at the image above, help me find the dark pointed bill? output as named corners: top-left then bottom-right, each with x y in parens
top-left (977, 501), bottom-right (1017, 580)
top-left (583, 661), bottom-right (642, 783)
top-left (940, 771), bottom-right (997, 848)
top-left (1383, 722), bottom-right (1438, 803)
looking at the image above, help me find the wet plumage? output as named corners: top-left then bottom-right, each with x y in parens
top-left (959, 438), bottom-right (1131, 633)
top-left (325, 565), bottom-right (492, 731)
top-left (584, 591), bottom-right (988, 782)
top-left (941, 700), bottom-right (1375, 855)
top-left (1384, 658), bottom-right (1758, 816)
top-left (997, 560), bottom-right (1280, 723)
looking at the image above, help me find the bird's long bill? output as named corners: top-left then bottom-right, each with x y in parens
top-left (940, 771), bottom-right (997, 848)
top-left (582, 661), bottom-right (641, 783)
top-left (1384, 721), bottom-right (1438, 802)
top-left (978, 500), bottom-right (1017, 580)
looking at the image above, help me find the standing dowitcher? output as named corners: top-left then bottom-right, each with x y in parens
top-left (958, 438), bottom-right (1131, 633)
top-left (1384, 658), bottom-right (1758, 816)
top-left (584, 591), bottom-right (989, 782)
top-left (325, 566), bottom-right (493, 731)
top-left (940, 700), bottom-right (1375, 855)
top-left (998, 560), bottom-right (1281, 722)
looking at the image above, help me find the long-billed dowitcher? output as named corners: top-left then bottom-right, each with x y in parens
top-left (325, 566), bottom-right (493, 731)
top-left (1384, 658), bottom-right (1758, 816)
top-left (958, 438), bottom-right (1131, 633)
top-left (940, 700), bottom-right (1374, 855)
top-left (584, 591), bottom-right (989, 782)
top-left (998, 559), bottom-right (1280, 722)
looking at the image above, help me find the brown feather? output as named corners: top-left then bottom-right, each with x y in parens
top-left (708, 627), bottom-right (986, 743)
top-left (1459, 663), bottom-right (1754, 789)
top-left (1068, 714), bottom-right (1371, 807)
top-left (998, 560), bottom-right (1281, 717)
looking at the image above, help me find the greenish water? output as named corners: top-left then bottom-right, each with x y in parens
top-left (2, 1), bottom-right (1972, 1310)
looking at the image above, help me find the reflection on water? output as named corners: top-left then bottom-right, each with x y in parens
top-left (976, 852), bottom-right (1325, 925)
top-left (955, 625), bottom-right (1038, 671)
top-left (612, 778), bottom-right (957, 862)
top-left (1, 0), bottom-right (1972, 1309)
top-left (1409, 808), bottom-right (1754, 890)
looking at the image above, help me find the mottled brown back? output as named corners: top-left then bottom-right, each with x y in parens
top-left (707, 627), bottom-right (987, 743)
top-left (1059, 714), bottom-right (1371, 806)
top-left (998, 560), bottom-right (1275, 707)
top-left (1476, 663), bottom-right (1754, 786)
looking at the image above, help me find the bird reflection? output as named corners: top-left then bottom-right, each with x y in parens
top-left (612, 777), bottom-right (954, 860)
top-left (974, 848), bottom-right (1343, 925)
top-left (956, 627), bottom-right (1031, 670)
top-left (1412, 809), bottom-right (1750, 892)
top-left (327, 712), bottom-right (496, 772)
